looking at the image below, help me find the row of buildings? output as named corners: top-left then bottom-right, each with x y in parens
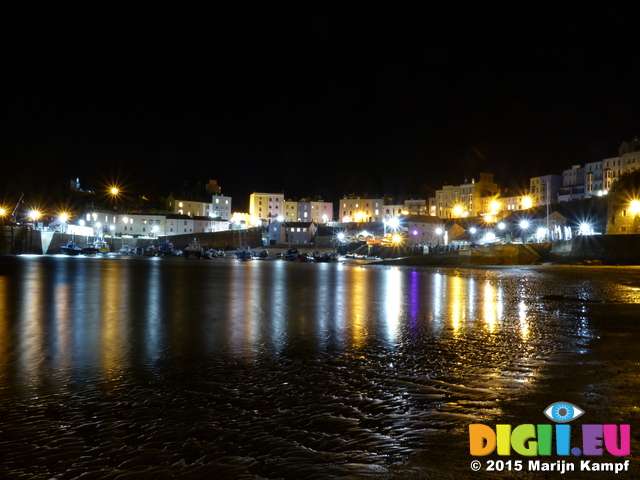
top-left (43, 135), bottom-right (640, 241)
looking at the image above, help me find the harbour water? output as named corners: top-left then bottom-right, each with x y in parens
top-left (0, 255), bottom-right (639, 479)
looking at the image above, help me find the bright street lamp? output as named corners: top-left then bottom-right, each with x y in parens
top-left (30, 210), bottom-right (41, 229)
top-left (579, 223), bottom-right (591, 235)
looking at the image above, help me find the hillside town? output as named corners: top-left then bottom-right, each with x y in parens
top-left (2, 136), bottom-right (640, 248)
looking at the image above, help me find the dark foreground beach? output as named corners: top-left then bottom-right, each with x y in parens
top-left (394, 280), bottom-right (640, 479)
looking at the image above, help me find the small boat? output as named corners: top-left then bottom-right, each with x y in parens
top-left (283, 248), bottom-right (300, 261)
top-left (142, 244), bottom-right (157, 256)
top-left (183, 239), bottom-right (203, 259)
top-left (158, 242), bottom-right (174, 256)
top-left (95, 240), bottom-right (110, 255)
top-left (256, 249), bottom-right (269, 260)
top-left (235, 247), bottom-right (253, 261)
top-left (61, 240), bottom-right (83, 255)
top-left (119, 244), bottom-right (132, 255)
top-left (82, 243), bottom-right (99, 255)
top-left (313, 251), bottom-right (336, 262)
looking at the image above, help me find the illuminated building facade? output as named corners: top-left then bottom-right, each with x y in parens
top-left (432, 173), bottom-right (498, 218)
top-left (250, 192), bottom-right (284, 224)
top-left (340, 196), bottom-right (383, 222)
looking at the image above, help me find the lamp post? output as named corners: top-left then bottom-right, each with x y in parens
top-left (336, 232), bottom-right (345, 253)
top-left (520, 220), bottom-right (530, 243)
top-left (59, 213), bottom-right (68, 234)
top-left (498, 221), bottom-right (507, 242)
top-left (30, 210), bottom-right (41, 230)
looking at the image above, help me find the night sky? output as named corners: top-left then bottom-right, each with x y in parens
top-left (2, 5), bottom-right (640, 212)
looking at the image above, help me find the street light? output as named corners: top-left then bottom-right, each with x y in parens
top-left (59, 213), bottom-right (68, 233)
top-left (520, 220), bottom-right (530, 243)
top-left (435, 227), bottom-right (443, 247)
top-left (30, 210), bottom-right (41, 229)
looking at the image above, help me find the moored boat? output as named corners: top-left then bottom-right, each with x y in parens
top-left (183, 239), bottom-right (203, 259)
top-left (313, 251), bottom-right (337, 262)
top-left (95, 240), bottom-right (110, 255)
top-left (158, 242), bottom-right (174, 256)
top-left (235, 247), bottom-right (253, 261)
top-left (82, 243), bottom-right (99, 255)
top-left (283, 248), bottom-right (300, 261)
top-left (61, 240), bottom-right (83, 255)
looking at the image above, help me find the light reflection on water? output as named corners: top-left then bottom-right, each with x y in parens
top-left (2, 257), bottom-right (640, 478)
top-left (4, 258), bottom-right (636, 387)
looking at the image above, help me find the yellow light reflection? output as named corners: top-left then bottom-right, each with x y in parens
top-left (99, 264), bottom-right (128, 381)
top-left (483, 281), bottom-right (497, 333)
top-left (448, 276), bottom-right (464, 335)
top-left (518, 301), bottom-right (529, 338)
top-left (349, 267), bottom-right (368, 349)
top-left (53, 283), bottom-right (73, 373)
top-left (18, 262), bottom-right (46, 386)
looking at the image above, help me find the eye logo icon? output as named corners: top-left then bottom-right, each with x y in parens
top-left (544, 402), bottom-right (584, 423)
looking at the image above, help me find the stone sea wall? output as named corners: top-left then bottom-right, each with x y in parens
top-left (0, 227), bottom-right (264, 255)
top-left (382, 234), bottom-right (640, 266)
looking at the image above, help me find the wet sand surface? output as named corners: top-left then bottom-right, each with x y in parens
top-left (0, 258), bottom-right (639, 479)
top-left (399, 301), bottom-right (640, 479)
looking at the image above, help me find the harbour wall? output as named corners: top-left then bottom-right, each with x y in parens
top-left (3, 227), bottom-right (640, 264)
top-left (0, 227), bottom-right (263, 255)
top-left (382, 234), bottom-right (640, 266)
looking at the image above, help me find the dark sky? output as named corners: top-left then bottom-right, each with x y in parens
top-left (2, 4), bottom-right (640, 211)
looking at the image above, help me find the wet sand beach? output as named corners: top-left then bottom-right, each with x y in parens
top-left (0, 259), bottom-right (639, 479)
